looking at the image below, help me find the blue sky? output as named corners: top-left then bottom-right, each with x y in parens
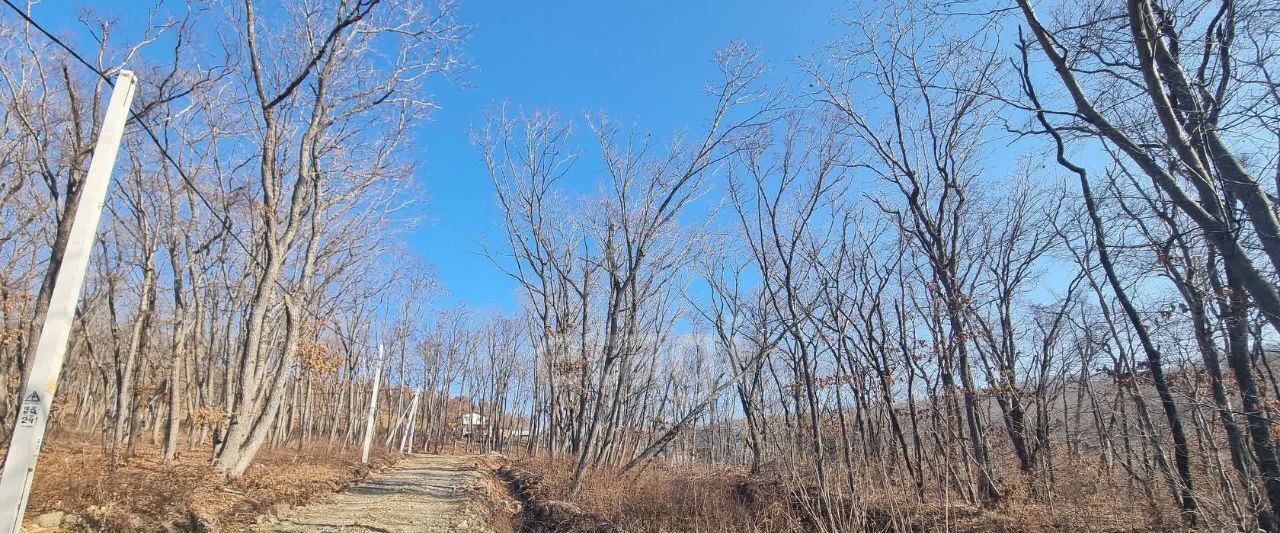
top-left (25, 0), bottom-right (846, 314)
top-left (414, 1), bottom-right (844, 313)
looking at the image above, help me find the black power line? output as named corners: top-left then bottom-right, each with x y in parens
top-left (1, 0), bottom-right (259, 273)
top-left (0, 0), bottom-right (385, 350)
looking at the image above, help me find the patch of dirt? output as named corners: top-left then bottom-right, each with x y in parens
top-left (260, 454), bottom-right (514, 533)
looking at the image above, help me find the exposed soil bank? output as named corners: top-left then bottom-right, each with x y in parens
top-left (497, 464), bottom-right (613, 533)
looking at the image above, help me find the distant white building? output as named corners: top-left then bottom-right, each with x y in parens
top-left (459, 412), bottom-right (486, 436)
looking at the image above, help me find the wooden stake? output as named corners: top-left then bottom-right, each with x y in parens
top-left (400, 388), bottom-right (420, 453)
top-left (360, 343), bottom-right (385, 464)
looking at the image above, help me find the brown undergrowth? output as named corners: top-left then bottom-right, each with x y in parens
top-left (504, 453), bottom-right (1182, 532)
top-left (16, 433), bottom-right (399, 532)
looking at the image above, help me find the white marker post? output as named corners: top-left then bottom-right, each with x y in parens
top-left (360, 343), bottom-right (385, 464)
top-left (0, 70), bottom-right (137, 533)
top-left (399, 388), bottom-right (420, 453)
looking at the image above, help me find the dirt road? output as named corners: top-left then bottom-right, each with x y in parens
top-left (262, 454), bottom-right (506, 533)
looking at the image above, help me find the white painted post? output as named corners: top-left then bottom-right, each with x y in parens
top-left (399, 388), bottom-right (420, 453)
top-left (360, 343), bottom-right (385, 464)
top-left (0, 70), bottom-right (137, 533)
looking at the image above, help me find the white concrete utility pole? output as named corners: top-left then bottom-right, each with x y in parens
top-left (360, 343), bottom-right (385, 464)
top-left (0, 70), bottom-right (137, 533)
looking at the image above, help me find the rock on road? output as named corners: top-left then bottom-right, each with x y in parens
top-left (262, 454), bottom-right (506, 533)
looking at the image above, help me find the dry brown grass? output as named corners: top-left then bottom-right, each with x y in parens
top-left (510, 456), bottom-right (794, 532)
top-left (508, 452), bottom-right (1184, 533)
top-left (20, 433), bottom-right (399, 532)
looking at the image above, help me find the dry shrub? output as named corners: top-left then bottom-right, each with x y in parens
top-left (511, 456), bottom-right (804, 532)
top-left (803, 451), bottom-right (1182, 532)
top-left (509, 451), bottom-right (1182, 533)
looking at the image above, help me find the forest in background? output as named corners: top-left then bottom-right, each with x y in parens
top-left (3, 0), bottom-right (1280, 531)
